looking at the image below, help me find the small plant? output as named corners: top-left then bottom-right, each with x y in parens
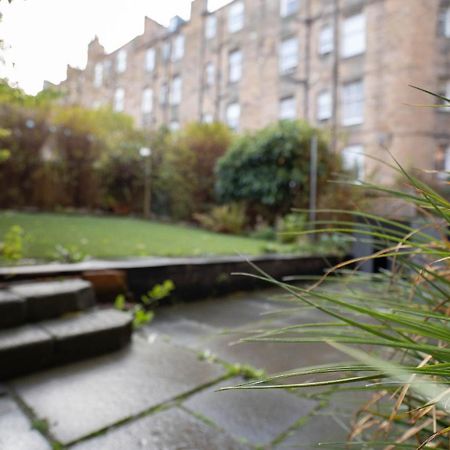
top-left (226, 363), bottom-right (266, 380)
top-left (194, 203), bottom-right (247, 235)
top-left (276, 212), bottom-right (307, 244)
top-left (31, 418), bottom-right (49, 434)
top-left (0, 225), bottom-right (25, 262)
top-left (115, 280), bottom-right (175, 329)
top-left (53, 244), bottom-right (87, 263)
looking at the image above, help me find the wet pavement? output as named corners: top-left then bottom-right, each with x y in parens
top-left (0, 288), bottom-right (362, 449)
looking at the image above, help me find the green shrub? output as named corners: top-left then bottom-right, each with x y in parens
top-left (215, 120), bottom-right (338, 223)
top-left (194, 203), bottom-right (247, 235)
top-left (0, 225), bottom-right (24, 262)
top-left (276, 212), bottom-right (307, 244)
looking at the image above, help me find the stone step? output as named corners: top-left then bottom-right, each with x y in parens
top-left (1, 279), bottom-right (96, 328)
top-left (0, 309), bottom-right (132, 380)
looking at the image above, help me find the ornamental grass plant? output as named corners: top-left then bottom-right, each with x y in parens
top-left (230, 156), bottom-right (450, 449)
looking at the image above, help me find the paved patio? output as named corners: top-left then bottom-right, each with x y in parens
top-left (0, 288), bottom-right (365, 449)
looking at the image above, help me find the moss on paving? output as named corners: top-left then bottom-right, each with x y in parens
top-left (0, 211), bottom-right (293, 262)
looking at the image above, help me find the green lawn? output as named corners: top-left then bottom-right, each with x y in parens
top-left (0, 211), bottom-right (288, 263)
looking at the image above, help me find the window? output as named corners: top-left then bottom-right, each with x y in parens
top-left (228, 50), bottom-right (242, 83)
top-left (342, 145), bottom-right (365, 181)
top-left (279, 37), bottom-right (298, 73)
top-left (172, 35), bottom-right (185, 62)
top-left (114, 88), bottom-right (125, 112)
top-left (228, 1), bottom-right (244, 33)
top-left (160, 82), bottom-right (168, 105)
top-left (341, 13), bottom-right (366, 58)
top-left (341, 80), bottom-right (364, 125)
top-left (116, 49), bottom-right (127, 73)
top-left (94, 63), bottom-right (103, 87)
top-left (319, 25), bottom-right (334, 55)
top-left (205, 15), bottom-right (217, 39)
top-left (205, 62), bottom-right (215, 86)
top-left (142, 88), bottom-right (153, 114)
top-left (317, 90), bottom-right (332, 121)
top-left (279, 96), bottom-right (296, 120)
top-left (440, 7), bottom-right (450, 37)
top-left (445, 146), bottom-right (450, 172)
top-left (202, 113), bottom-right (213, 123)
top-left (145, 48), bottom-right (156, 72)
top-left (162, 42), bottom-right (171, 61)
top-left (170, 121), bottom-right (180, 131)
top-left (170, 76), bottom-right (182, 105)
top-left (226, 102), bottom-right (240, 130)
top-left (280, 0), bottom-right (299, 17)
top-left (439, 80), bottom-right (450, 112)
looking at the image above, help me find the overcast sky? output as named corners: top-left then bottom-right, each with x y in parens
top-left (0, 0), bottom-right (231, 94)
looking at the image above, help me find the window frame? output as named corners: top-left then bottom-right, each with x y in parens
top-left (342, 145), bottom-right (365, 181)
top-left (228, 1), bottom-right (244, 33)
top-left (317, 90), bottom-right (332, 121)
top-left (280, 0), bottom-right (299, 18)
top-left (341, 13), bottom-right (366, 58)
top-left (170, 76), bottom-right (182, 106)
top-left (142, 88), bottom-right (153, 114)
top-left (145, 48), bottom-right (156, 72)
top-left (318, 25), bottom-right (334, 56)
top-left (205, 15), bottom-right (217, 39)
top-left (113, 88), bottom-right (125, 112)
top-left (279, 36), bottom-right (299, 74)
top-left (226, 102), bottom-right (241, 130)
top-left (341, 80), bottom-right (364, 126)
top-left (116, 49), bottom-right (127, 73)
top-left (228, 49), bottom-right (242, 83)
top-left (279, 96), bottom-right (296, 120)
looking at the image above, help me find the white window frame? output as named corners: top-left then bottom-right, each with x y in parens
top-left (160, 82), bottom-right (168, 105)
top-left (226, 102), bottom-right (240, 130)
top-left (116, 49), bottom-right (127, 73)
top-left (341, 13), bottom-right (366, 58)
top-left (319, 25), bottom-right (334, 55)
top-left (205, 15), bottom-right (217, 39)
top-left (142, 88), bottom-right (153, 114)
top-left (317, 90), bottom-right (332, 121)
top-left (169, 121), bottom-right (180, 131)
top-left (440, 80), bottom-right (450, 112)
top-left (172, 34), bottom-right (185, 62)
top-left (94, 62), bottom-right (103, 87)
top-left (228, 49), bottom-right (242, 83)
top-left (145, 48), bottom-right (156, 72)
top-left (279, 96), bottom-right (296, 120)
top-left (170, 76), bottom-right (182, 106)
top-left (206, 62), bottom-right (215, 86)
top-left (228, 1), bottom-right (244, 33)
top-left (280, 0), bottom-right (299, 17)
top-left (114, 88), bottom-right (125, 112)
top-left (279, 37), bottom-right (298, 74)
top-left (162, 41), bottom-right (171, 61)
top-left (443, 7), bottom-right (450, 37)
top-left (341, 80), bottom-right (364, 126)
top-left (342, 145), bottom-right (365, 181)
top-left (202, 113), bottom-right (214, 123)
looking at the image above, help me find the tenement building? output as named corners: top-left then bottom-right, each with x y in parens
top-left (54, 0), bottom-right (450, 184)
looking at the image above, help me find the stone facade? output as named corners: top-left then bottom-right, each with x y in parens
top-left (54, 0), bottom-right (450, 184)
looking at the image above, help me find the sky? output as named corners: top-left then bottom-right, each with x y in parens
top-left (0, 0), bottom-right (231, 94)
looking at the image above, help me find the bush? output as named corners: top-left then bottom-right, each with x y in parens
top-left (215, 120), bottom-right (338, 223)
top-left (157, 122), bottom-right (232, 220)
top-left (194, 203), bottom-right (247, 235)
top-left (276, 212), bottom-right (307, 244)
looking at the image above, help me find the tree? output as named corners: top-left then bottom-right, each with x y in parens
top-left (215, 120), bottom-right (337, 223)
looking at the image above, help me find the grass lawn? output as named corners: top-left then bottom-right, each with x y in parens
top-left (0, 211), bottom-right (291, 263)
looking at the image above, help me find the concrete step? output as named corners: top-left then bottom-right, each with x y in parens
top-left (1, 279), bottom-right (96, 328)
top-left (0, 309), bottom-right (132, 380)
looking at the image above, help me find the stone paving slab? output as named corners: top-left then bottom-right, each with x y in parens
top-left (184, 378), bottom-right (317, 446)
top-left (10, 336), bottom-right (225, 444)
top-left (40, 309), bottom-right (132, 362)
top-left (198, 333), bottom-right (344, 380)
top-left (0, 325), bottom-right (53, 379)
top-left (72, 407), bottom-right (250, 450)
top-left (158, 294), bottom-right (281, 329)
top-left (10, 279), bottom-right (95, 321)
top-left (0, 395), bottom-right (50, 450)
top-left (275, 412), bottom-right (349, 449)
top-left (0, 290), bottom-right (26, 329)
